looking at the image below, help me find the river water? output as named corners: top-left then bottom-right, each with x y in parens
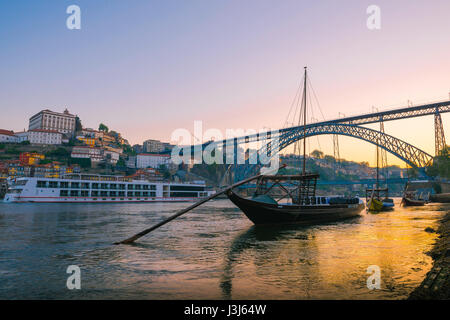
top-left (0, 199), bottom-right (447, 299)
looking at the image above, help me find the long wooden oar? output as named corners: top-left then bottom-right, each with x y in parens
top-left (114, 172), bottom-right (263, 245)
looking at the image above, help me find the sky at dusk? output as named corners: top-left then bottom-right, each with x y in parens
top-left (0, 0), bottom-right (449, 167)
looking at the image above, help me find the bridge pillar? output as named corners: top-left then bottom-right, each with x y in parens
top-left (333, 134), bottom-right (340, 170)
top-left (435, 109), bottom-right (447, 156)
top-left (232, 138), bottom-right (240, 183)
top-left (234, 138), bottom-right (238, 166)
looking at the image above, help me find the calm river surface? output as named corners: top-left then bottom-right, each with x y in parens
top-left (0, 199), bottom-right (448, 299)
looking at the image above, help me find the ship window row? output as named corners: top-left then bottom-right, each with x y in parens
top-left (169, 191), bottom-right (201, 198)
top-left (37, 181), bottom-right (157, 190)
top-left (170, 186), bottom-right (204, 191)
top-left (59, 190), bottom-right (157, 197)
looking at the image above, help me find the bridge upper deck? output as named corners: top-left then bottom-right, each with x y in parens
top-left (184, 100), bottom-right (450, 150)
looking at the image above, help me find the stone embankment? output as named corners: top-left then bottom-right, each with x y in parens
top-left (409, 209), bottom-right (450, 299)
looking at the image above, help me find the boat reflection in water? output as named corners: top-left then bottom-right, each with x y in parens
top-left (219, 202), bottom-right (443, 299)
top-left (220, 224), bottom-right (322, 300)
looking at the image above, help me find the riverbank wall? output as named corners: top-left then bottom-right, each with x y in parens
top-left (408, 209), bottom-right (450, 299)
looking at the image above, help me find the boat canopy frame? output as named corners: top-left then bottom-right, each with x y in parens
top-left (365, 187), bottom-right (389, 201)
top-left (253, 174), bottom-right (319, 204)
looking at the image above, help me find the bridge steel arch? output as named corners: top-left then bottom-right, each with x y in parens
top-left (260, 123), bottom-right (433, 168)
top-left (178, 100), bottom-right (450, 157)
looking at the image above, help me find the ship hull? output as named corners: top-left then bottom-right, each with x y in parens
top-left (226, 190), bottom-right (364, 226)
top-left (401, 197), bottom-right (426, 206)
top-left (368, 198), bottom-right (384, 212)
top-left (3, 176), bottom-right (214, 204)
top-left (368, 199), bottom-right (394, 212)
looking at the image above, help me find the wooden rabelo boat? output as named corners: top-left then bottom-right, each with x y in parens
top-left (401, 196), bottom-right (426, 206)
top-left (365, 134), bottom-right (395, 213)
top-left (114, 67), bottom-right (363, 245)
top-left (226, 173), bottom-right (365, 226)
top-left (400, 190), bottom-right (427, 206)
top-left (365, 187), bottom-right (395, 212)
top-left (400, 181), bottom-right (430, 207)
top-left (226, 67), bottom-right (364, 225)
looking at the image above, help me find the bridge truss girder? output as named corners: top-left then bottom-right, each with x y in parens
top-left (186, 100), bottom-right (450, 157)
top-left (260, 123), bottom-right (433, 169)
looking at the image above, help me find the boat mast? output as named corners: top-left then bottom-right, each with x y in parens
top-left (302, 66), bottom-right (307, 175)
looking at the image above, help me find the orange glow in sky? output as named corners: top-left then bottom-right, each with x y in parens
top-left (1, 1), bottom-right (449, 168)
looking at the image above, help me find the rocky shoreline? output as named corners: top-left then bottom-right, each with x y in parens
top-left (408, 209), bottom-right (450, 300)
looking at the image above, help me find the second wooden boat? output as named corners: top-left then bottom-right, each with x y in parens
top-left (401, 196), bottom-right (426, 206)
top-left (401, 189), bottom-right (427, 206)
top-left (366, 188), bottom-right (394, 212)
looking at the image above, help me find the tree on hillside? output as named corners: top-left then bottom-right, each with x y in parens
top-left (311, 150), bottom-right (324, 159)
top-left (46, 147), bottom-right (70, 159)
top-left (324, 155), bottom-right (335, 164)
top-left (438, 145), bottom-right (450, 157)
top-left (75, 116), bottom-right (83, 132)
top-left (426, 145), bottom-right (450, 179)
top-left (159, 164), bottom-right (171, 179)
top-left (407, 166), bottom-right (419, 179)
top-left (122, 144), bottom-right (136, 156)
top-left (69, 157), bottom-right (91, 168)
top-left (99, 123), bottom-right (109, 133)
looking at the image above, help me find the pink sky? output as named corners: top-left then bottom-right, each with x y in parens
top-left (1, 0), bottom-right (449, 167)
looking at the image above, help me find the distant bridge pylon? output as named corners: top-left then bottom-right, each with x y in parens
top-left (435, 108), bottom-right (447, 156)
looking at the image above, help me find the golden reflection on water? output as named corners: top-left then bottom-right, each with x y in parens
top-left (65, 200), bottom-right (447, 300)
top-left (219, 200), bottom-right (446, 299)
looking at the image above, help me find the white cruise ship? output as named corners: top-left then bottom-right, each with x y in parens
top-left (3, 174), bottom-right (215, 203)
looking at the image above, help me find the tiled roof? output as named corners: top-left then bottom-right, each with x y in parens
top-left (0, 129), bottom-right (15, 136)
top-left (30, 109), bottom-right (75, 119)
